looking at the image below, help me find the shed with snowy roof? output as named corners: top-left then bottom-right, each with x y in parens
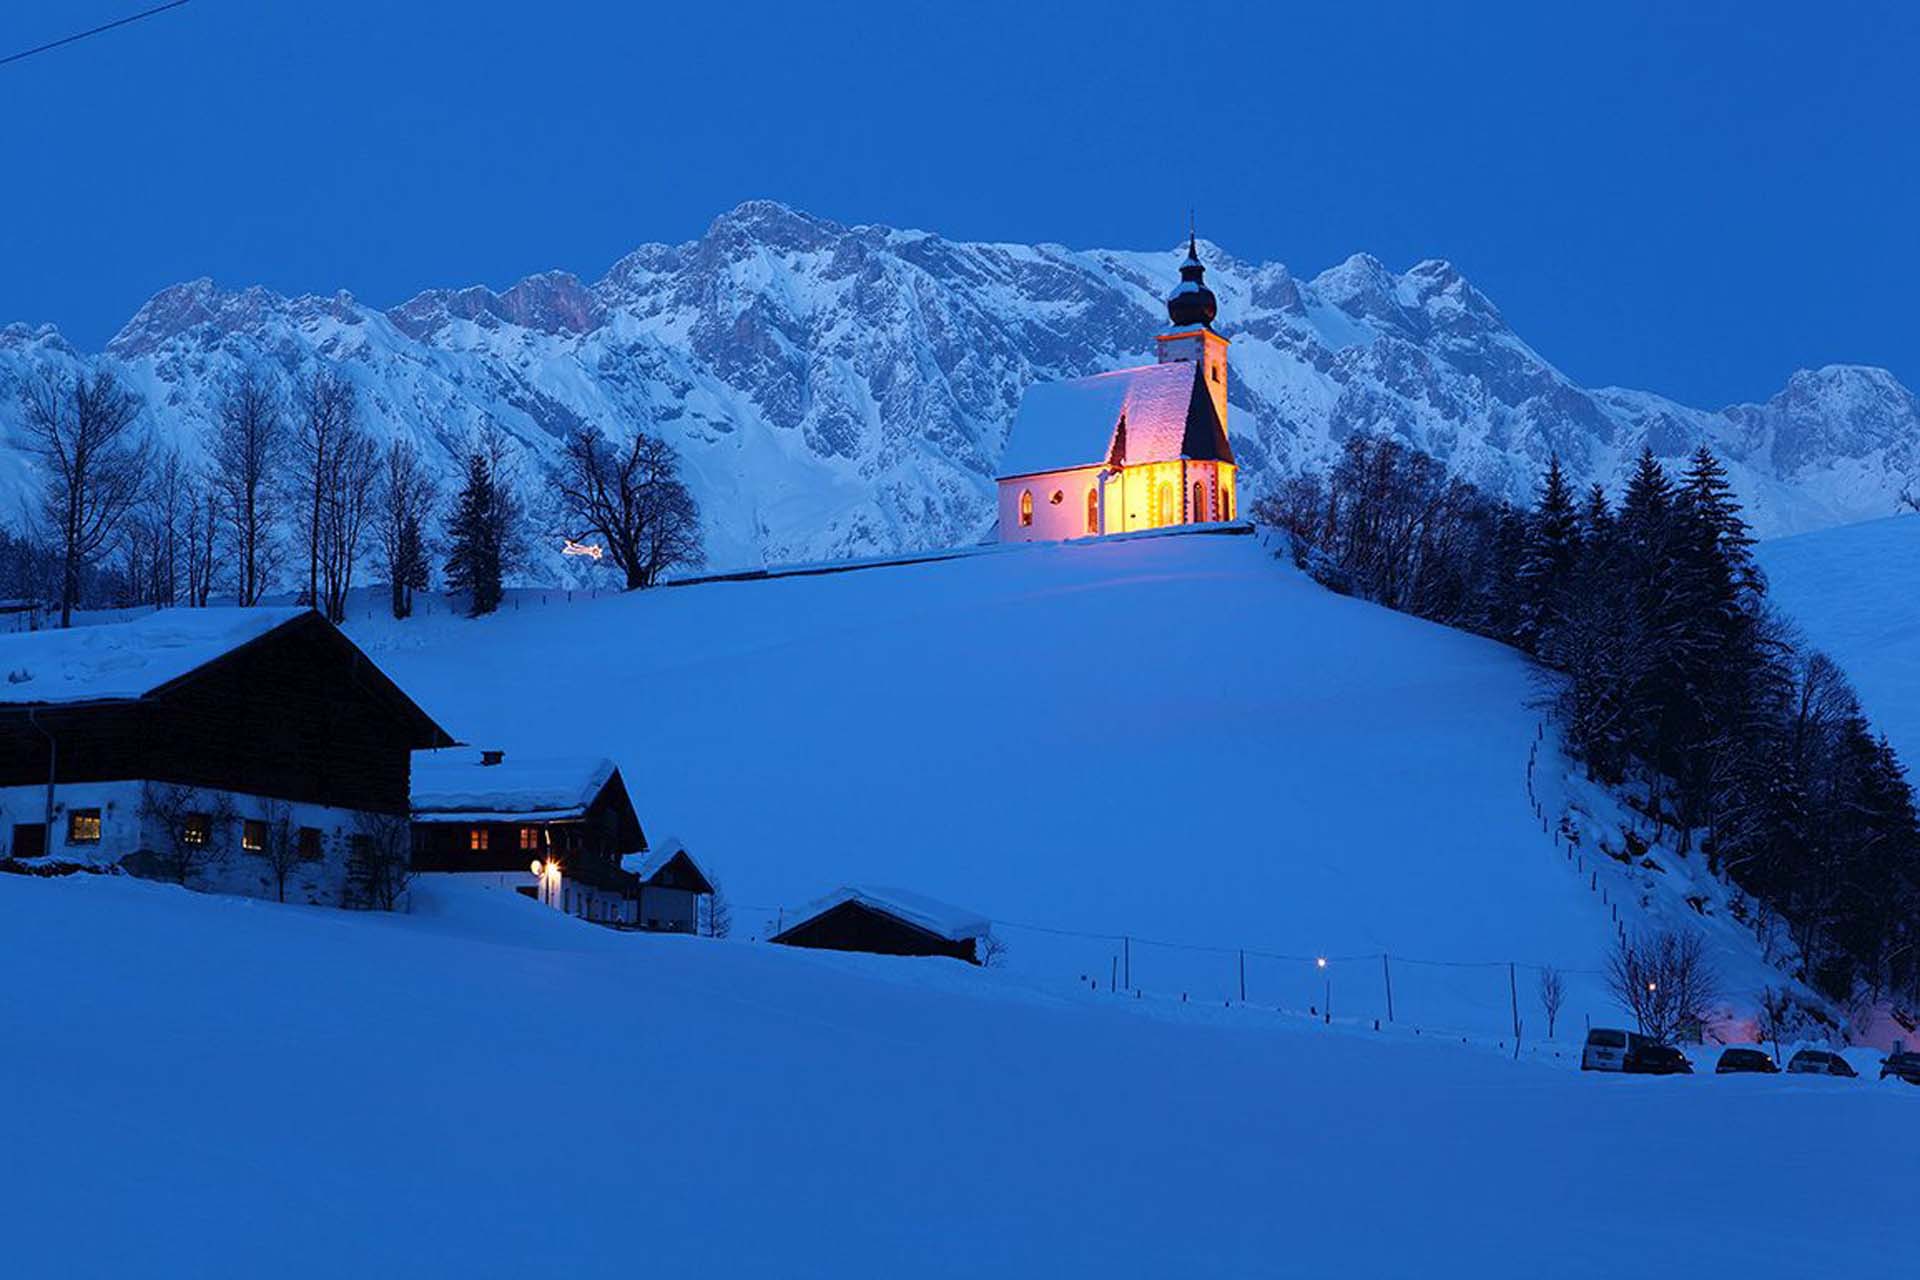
top-left (996, 234), bottom-right (1237, 542)
top-left (411, 749), bottom-right (647, 925)
top-left (0, 607), bottom-right (452, 906)
top-left (622, 835), bottom-right (716, 935)
top-left (769, 886), bottom-right (992, 965)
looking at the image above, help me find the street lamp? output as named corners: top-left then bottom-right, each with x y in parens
top-left (1317, 956), bottom-right (1330, 1023)
top-left (530, 858), bottom-right (561, 907)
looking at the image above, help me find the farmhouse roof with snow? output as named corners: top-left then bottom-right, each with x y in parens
top-left (0, 607), bottom-right (310, 705)
top-left (410, 750), bottom-right (626, 824)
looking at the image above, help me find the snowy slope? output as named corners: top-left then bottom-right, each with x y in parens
top-left (1759, 514), bottom-right (1920, 764)
top-left (3, 202), bottom-right (1918, 578)
top-left (347, 531), bottom-right (1793, 1038)
top-left (2, 868), bottom-right (1911, 1278)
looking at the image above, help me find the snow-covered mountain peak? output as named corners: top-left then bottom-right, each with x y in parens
top-left (5, 204), bottom-right (1920, 576)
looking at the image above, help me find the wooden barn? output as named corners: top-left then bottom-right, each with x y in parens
top-left (624, 836), bottom-right (715, 934)
top-left (410, 750), bottom-right (647, 924)
top-left (770, 886), bottom-right (992, 965)
top-left (0, 607), bottom-right (453, 906)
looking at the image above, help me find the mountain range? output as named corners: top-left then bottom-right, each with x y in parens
top-left (2, 199), bottom-right (1916, 576)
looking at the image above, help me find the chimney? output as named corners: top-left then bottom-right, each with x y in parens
top-left (480, 749), bottom-right (505, 767)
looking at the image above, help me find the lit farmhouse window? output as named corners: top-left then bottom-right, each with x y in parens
top-left (242, 819), bottom-right (267, 853)
top-left (1019, 490), bottom-right (1033, 527)
top-left (470, 826), bottom-right (490, 852)
top-left (67, 808), bottom-right (102, 844)
top-left (520, 826), bottom-right (541, 851)
top-left (183, 813), bottom-right (211, 847)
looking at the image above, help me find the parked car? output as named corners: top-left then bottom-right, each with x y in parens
top-left (1715, 1047), bottom-right (1778, 1075)
top-left (1582, 1027), bottom-right (1637, 1071)
top-left (1881, 1051), bottom-right (1920, 1085)
top-left (1786, 1048), bottom-right (1857, 1078)
top-left (1628, 1041), bottom-right (1694, 1075)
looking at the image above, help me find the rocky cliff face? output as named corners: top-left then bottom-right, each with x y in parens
top-left (2, 200), bottom-right (1915, 577)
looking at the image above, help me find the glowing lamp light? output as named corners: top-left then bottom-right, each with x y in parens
top-left (1316, 957), bottom-right (1328, 970)
top-left (530, 859), bottom-right (544, 877)
top-left (562, 539), bottom-right (605, 561)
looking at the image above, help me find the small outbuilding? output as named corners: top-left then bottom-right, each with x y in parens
top-left (770, 885), bottom-right (992, 965)
top-left (623, 836), bottom-right (714, 934)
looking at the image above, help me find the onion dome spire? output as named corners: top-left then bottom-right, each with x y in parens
top-left (1166, 220), bottom-right (1218, 329)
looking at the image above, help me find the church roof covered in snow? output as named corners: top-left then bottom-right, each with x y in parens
top-left (997, 359), bottom-right (1231, 479)
top-left (411, 750), bottom-right (619, 822)
top-left (0, 607), bottom-right (314, 705)
top-left (785, 885), bottom-right (992, 944)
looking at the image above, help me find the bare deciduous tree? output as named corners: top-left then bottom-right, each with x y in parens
top-left (702, 874), bottom-right (733, 939)
top-left (136, 784), bottom-right (235, 887)
top-left (183, 471), bottom-right (221, 607)
top-left (256, 799), bottom-right (303, 904)
top-left (1605, 927), bottom-right (1721, 1043)
top-left (556, 427), bottom-right (704, 589)
top-left (1537, 964), bottom-right (1567, 1039)
top-left (373, 439), bottom-right (436, 619)
top-left (19, 369), bottom-right (149, 626)
top-left (292, 368), bottom-right (355, 609)
top-left (345, 811), bottom-right (412, 910)
top-left (318, 425), bottom-right (378, 623)
top-left (211, 369), bottom-right (285, 606)
top-left (1755, 986), bottom-right (1794, 1066)
top-left (978, 932), bottom-right (1010, 969)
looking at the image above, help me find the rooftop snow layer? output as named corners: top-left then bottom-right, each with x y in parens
top-left (0, 607), bottom-right (308, 705)
top-left (625, 834), bottom-right (697, 882)
top-left (793, 884), bottom-right (992, 943)
top-left (999, 362), bottom-right (1196, 477)
top-left (411, 750), bottom-right (616, 819)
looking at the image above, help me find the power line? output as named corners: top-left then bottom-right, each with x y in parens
top-left (0, 1), bottom-right (192, 70)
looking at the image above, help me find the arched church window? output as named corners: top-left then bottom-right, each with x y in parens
top-left (1019, 490), bottom-right (1033, 527)
top-left (1223, 488), bottom-right (1233, 520)
top-left (1193, 481), bottom-right (1208, 522)
top-left (1085, 487), bottom-right (1099, 535)
top-left (1156, 482), bottom-right (1175, 527)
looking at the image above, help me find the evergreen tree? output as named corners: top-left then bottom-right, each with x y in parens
top-left (444, 450), bottom-right (504, 617)
top-left (1514, 456), bottom-right (1580, 652)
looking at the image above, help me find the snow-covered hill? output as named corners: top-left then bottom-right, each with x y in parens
top-left (345, 530), bottom-right (1799, 1039)
top-left (1760, 514), bottom-right (1920, 764)
top-left (3, 201), bottom-right (1918, 575)
top-left (5, 830), bottom-right (1911, 1277)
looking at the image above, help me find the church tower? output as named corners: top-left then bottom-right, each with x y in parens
top-left (1155, 231), bottom-right (1229, 436)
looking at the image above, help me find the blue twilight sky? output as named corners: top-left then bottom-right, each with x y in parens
top-left (2, 0), bottom-right (1915, 408)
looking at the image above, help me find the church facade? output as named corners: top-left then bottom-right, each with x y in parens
top-left (996, 237), bottom-right (1238, 543)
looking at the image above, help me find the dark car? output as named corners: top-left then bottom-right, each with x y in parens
top-left (1626, 1041), bottom-right (1693, 1075)
top-left (1881, 1051), bottom-right (1920, 1085)
top-left (1715, 1047), bottom-right (1778, 1075)
top-left (1786, 1048), bottom-right (1857, 1078)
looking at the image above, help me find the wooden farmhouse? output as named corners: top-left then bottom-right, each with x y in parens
top-left (770, 886), bottom-right (992, 965)
top-left (996, 234), bottom-right (1237, 543)
top-left (410, 750), bottom-right (652, 925)
top-left (0, 608), bottom-right (452, 906)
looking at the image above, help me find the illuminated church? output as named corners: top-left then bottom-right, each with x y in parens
top-left (996, 235), bottom-right (1237, 542)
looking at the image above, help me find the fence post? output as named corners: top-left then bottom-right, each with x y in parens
top-left (1123, 935), bottom-right (1131, 991)
top-left (1238, 949), bottom-right (1246, 1003)
top-left (1382, 953), bottom-right (1395, 1023)
top-left (1509, 961), bottom-right (1521, 1044)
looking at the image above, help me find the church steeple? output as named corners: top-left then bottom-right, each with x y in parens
top-left (1166, 226), bottom-right (1218, 330)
